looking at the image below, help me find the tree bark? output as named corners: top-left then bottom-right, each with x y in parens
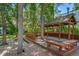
top-left (17, 3), bottom-right (24, 54)
top-left (15, 4), bottom-right (18, 41)
top-left (1, 4), bottom-right (7, 45)
top-left (40, 4), bottom-right (44, 40)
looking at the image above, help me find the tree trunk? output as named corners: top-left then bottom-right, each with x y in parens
top-left (17, 3), bottom-right (24, 54)
top-left (40, 4), bottom-right (44, 40)
top-left (1, 4), bottom-right (7, 45)
top-left (15, 4), bottom-right (18, 41)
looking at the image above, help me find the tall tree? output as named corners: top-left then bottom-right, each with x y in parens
top-left (1, 4), bottom-right (7, 45)
top-left (17, 3), bottom-right (24, 54)
top-left (40, 4), bottom-right (44, 40)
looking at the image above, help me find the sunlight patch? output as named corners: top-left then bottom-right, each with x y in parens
top-left (0, 50), bottom-right (8, 56)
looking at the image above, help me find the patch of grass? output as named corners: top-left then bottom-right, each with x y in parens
top-left (0, 35), bottom-right (2, 39)
top-left (7, 35), bottom-right (16, 39)
top-left (0, 35), bottom-right (16, 39)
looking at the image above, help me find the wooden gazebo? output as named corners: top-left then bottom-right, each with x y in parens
top-left (44, 14), bottom-right (77, 40)
top-left (44, 14), bottom-right (78, 55)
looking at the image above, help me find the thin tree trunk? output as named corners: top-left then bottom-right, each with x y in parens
top-left (15, 4), bottom-right (18, 40)
top-left (17, 3), bottom-right (24, 54)
top-left (1, 4), bottom-right (7, 45)
top-left (40, 4), bottom-right (44, 40)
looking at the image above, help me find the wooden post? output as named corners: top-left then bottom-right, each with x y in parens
top-left (68, 24), bottom-right (71, 40)
top-left (72, 25), bottom-right (74, 39)
top-left (59, 26), bottom-right (61, 40)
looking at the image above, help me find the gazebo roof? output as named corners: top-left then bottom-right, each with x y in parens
top-left (44, 14), bottom-right (77, 27)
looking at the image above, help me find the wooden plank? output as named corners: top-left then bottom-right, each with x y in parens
top-left (63, 47), bottom-right (78, 56)
top-left (48, 46), bottom-right (78, 56)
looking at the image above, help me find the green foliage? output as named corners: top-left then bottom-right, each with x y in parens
top-left (74, 3), bottom-right (79, 10)
top-left (0, 4), bottom-right (17, 34)
top-left (43, 4), bottom-right (54, 22)
top-left (0, 3), bottom-right (79, 36)
top-left (24, 4), bottom-right (54, 32)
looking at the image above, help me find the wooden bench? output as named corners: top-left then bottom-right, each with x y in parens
top-left (46, 40), bottom-right (77, 55)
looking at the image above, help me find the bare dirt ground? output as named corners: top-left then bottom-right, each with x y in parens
top-left (0, 38), bottom-right (79, 56)
top-left (0, 39), bottom-right (54, 56)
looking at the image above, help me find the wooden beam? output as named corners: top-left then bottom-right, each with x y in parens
top-left (68, 24), bottom-right (71, 40)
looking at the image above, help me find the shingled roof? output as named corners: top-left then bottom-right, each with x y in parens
top-left (44, 14), bottom-right (77, 27)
